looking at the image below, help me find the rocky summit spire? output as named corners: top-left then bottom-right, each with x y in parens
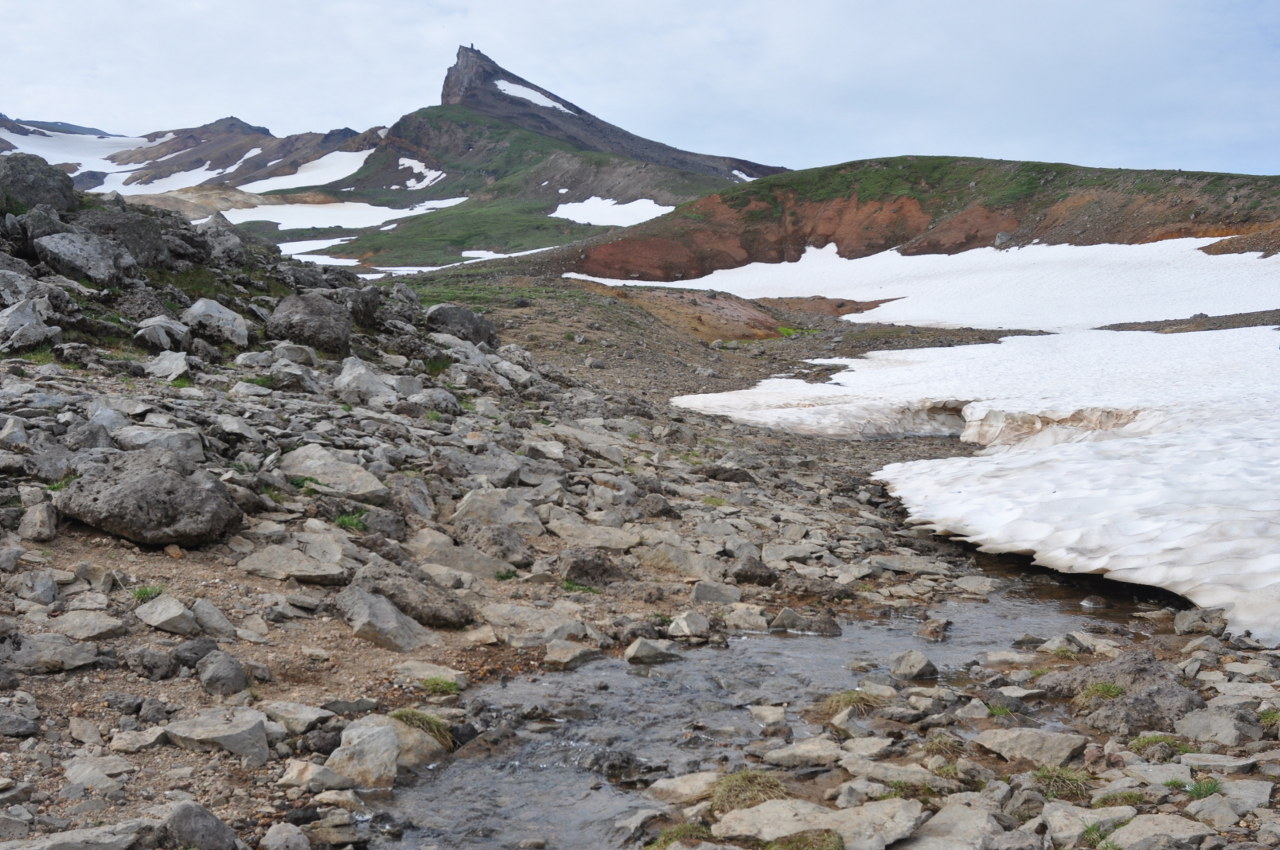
top-left (435, 45), bottom-right (783, 182)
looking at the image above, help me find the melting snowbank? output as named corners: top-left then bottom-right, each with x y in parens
top-left (677, 326), bottom-right (1280, 641)
top-left (551, 197), bottom-right (674, 227)
top-left (669, 239), bottom-right (1280, 643)
top-left (569, 239), bottom-right (1279, 331)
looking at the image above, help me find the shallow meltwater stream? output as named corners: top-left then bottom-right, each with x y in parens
top-left (386, 557), bottom-right (1180, 850)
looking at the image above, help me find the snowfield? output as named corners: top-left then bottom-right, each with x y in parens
top-left (237, 149), bottom-right (375, 193)
top-left (219, 196), bottom-right (465, 231)
top-left (663, 240), bottom-right (1280, 643)
top-left (551, 196), bottom-right (674, 227)
top-left (567, 239), bottom-right (1277, 331)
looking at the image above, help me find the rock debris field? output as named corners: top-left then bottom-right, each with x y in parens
top-left (1, 153), bottom-right (1280, 850)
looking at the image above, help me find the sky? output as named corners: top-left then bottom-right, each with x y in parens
top-left (3, 0), bottom-right (1278, 175)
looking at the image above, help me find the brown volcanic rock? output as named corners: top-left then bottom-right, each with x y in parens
top-left (571, 159), bottom-right (1280, 282)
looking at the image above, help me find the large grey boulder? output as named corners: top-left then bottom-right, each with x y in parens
top-left (278, 443), bottom-right (389, 504)
top-left (76, 207), bottom-right (171, 267)
top-left (164, 707), bottom-right (270, 766)
top-left (451, 488), bottom-right (544, 537)
top-left (352, 560), bottom-right (474, 630)
top-left (323, 722), bottom-right (400, 788)
top-left (158, 801), bottom-right (239, 850)
top-left (0, 153), bottom-right (77, 213)
top-left (53, 449), bottom-right (242, 546)
top-left (134, 316), bottom-right (191, 352)
top-left (333, 587), bottom-right (433, 652)
top-left (424, 303), bottom-right (498, 346)
top-left (266, 292), bottom-right (352, 353)
top-left (194, 213), bottom-right (245, 265)
top-left (34, 231), bottom-right (137, 286)
top-left (0, 299), bottom-right (61, 352)
top-left (181, 298), bottom-right (249, 347)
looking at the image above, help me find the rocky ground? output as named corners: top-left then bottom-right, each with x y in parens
top-left (1, 153), bottom-right (1279, 850)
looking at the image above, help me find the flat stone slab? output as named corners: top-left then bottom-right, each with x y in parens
top-left (1179, 752), bottom-right (1257, 774)
top-left (164, 707), bottom-right (270, 766)
top-left (763, 737), bottom-right (845, 767)
top-left (1104, 813), bottom-right (1213, 848)
top-left (712, 797), bottom-right (926, 850)
top-left (278, 444), bottom-right (389, 504)
top-left (238, 544), bottom-right (347, 585)
top-left (261, 702), bottom-right (335, 736)
top-left (975, 728), bottom-right (1089, 767)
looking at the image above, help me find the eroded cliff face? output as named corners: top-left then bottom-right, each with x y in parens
top-left (574, 185), bottom-right (1280, 282)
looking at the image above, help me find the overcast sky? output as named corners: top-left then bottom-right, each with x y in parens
top-left (4, 0), bottom-right (1277, 175)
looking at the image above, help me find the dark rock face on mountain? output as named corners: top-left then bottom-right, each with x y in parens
top-left (440, 46), bottom-right (784, 182)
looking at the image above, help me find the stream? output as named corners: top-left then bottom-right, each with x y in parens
top-left (385, 556), bottom-right (1181, 849)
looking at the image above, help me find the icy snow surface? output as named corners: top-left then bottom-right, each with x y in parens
top-left (666, 240), bottom-right (1280, 642)
top-left (237, 149), bottom-right (375, 193)
top-left (568, 239), bottom-right (1277, 331)
top-left (220, 197), bottom-right (465, 231)
top-left (0, 125), bottom-right (241, 195)
top-left (494, 80), bottom-right (574, 113)
top-left (396, 158), bottom-right (445, 190)
top-left (551, 197), bottom-right (674, 227)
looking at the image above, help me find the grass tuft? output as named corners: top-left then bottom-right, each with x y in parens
top-left (1186, 778), bottom-right (1221, 800)
top-left (389, 708), bottom-right (454, 749)
top-left (819, 690), bottom-right (887, 718)
top-left (418, 677), bottom-right (461, 696)
top-left (710, 769), bottom-right (789, 813)
top-left (131, 586), bottom-right (165, 603)
top-left (1033, 765), bottom-right (1092, 801)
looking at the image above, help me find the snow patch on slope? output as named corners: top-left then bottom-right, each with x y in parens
top-left (552, 196), bottom-right (673, 227)
top-left (395, 158), bottom-right (446, 190)
top-left (567, 240), bottom-right (1278, 332)
top-left (494, 80), bottom-right (575, 113)
top-left (238, 149), bottom-right (375, 193)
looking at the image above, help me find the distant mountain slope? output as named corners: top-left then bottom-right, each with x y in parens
top-left (436, 46), bottom-right (782, 183)
top-left (566, 156), bottom-right (1280, 280)
top-left (2, 47), bottom-right (785, 268)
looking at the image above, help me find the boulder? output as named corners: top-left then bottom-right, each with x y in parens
top-left (53, 449), bottom-right (242, 546)
top-left (158, 801), bottom-right (238, 850)
top-left (278, 443), bottom-right (389, 504)
top-left (975, 728), bottom-right (1089, 767)
top-left (196, 650), bottom-right (249, 696)
top-left (351, 560), bottom-right (473, 629)
top-left (194, 213), bottom-right (245, 265)
top-left (0, 153), bottom-right (77, 213)
top-left (266, 292), bottom-right (352, 353)
top-left (0, 299), bottom-right (61, 352)
top-left (134, 595), bottom-right (199, 635)
top-left (34, 231), bottom-right (137, 286)
top-left (181, 298), bottom-right (249, 346)
top-left (423, 303), bottom-right (498, 346)
top-left (333, 587), bottom-right (433, 652)
top-left (164, 707), bottom-right (270, 766)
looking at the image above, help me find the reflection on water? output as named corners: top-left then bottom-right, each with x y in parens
top-left (388, 555), bottom-right (1183, 849)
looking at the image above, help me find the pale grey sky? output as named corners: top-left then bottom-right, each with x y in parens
top-left (4, 0), bottom-right (1277, 174)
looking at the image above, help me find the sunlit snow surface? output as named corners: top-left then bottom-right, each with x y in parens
top-left (552, 196), bottom-right (674, 227)
top-left (568, 239), bottom-right (1277, 331)
top-left (236, 149), bottom-right (375, 193)
top-left (664, 241), bottom-right (1280, 642)
top-left (494, 80), bottom-right (575, 113)
top-left (220, 197), bottom-right (465, 230)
